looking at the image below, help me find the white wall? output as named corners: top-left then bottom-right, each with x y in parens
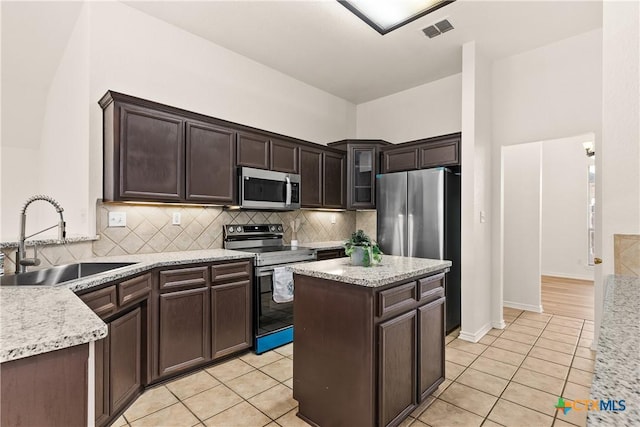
top-left (355, 74), bottom-right (462, 143)
top-left (1, 1), bottom-right (357, 241)
top-left (541, 135), bottom-right (594, 280)
top-left (459, 42), bottom-right (493, 342)
top-left (597, 1), bottom-right (640, 346)
top-left (0, 3), bottom-right (89, 241)
top-left (492, 29), bottom-right (602, 148)
top-left (502, 142), bottom-right (542, 312)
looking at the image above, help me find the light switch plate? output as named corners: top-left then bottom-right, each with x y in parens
top-left (108, 212), bottom-right (127, 227)
top-left (330, 214), bottom-right (336, 224)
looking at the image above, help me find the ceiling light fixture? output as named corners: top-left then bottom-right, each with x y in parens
top-left (338, 0), bottom-right (455, 35)
top-left (583, 141), bottom-right (595, 157)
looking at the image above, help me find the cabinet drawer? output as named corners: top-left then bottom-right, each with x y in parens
top-left (418, 273), bottom-right (445, 302)
top-left (80, 285), bottom-right (117, 319)
top-left (377, 282), bottom-right (418, 318)
top-left (119, 273), bottom-right (152, 307)
top-left (211, 261), bottom-right (251, 283)
top-left (159, 266), bottom-right (208, 290)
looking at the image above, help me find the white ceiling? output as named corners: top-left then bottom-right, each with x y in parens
top-left (123, 0), bottom-right (603, 103)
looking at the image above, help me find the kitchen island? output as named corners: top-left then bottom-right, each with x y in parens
top-left (289, 255), bottom-right (451, 427)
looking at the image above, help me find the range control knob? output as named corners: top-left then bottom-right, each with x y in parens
top-left (236, 226), bottom-right (243, 233)
top-left (227, 226), bottom-right (235, 233)
top-left (277, 225), bottom-right (283, 232)
top-left (270, 225), bottom-right (276, 232)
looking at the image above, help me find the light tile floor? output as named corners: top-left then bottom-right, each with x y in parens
top-left (115, 308), bottom-right (594, 427)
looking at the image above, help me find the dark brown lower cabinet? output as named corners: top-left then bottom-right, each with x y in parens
top-left (211, 280), bottom-right (252, 359)
top-left (110, 308), bottom-right (143, 413)
top-left (95, 337), bottom-right (110, 427)
top-left (158, 287), bottom-right (210, 377)
top-left (294, 270), bottom-right (447, 427)
top-left (378, 311), bottom-right (417, 427)
top-left (0, 344), bottom-right (89, 427)
top-left (418, 297), bottom-right (446, 400)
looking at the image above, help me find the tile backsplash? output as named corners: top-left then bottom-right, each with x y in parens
top-left (94, 201), bottom-right (356, 257)
top-left (1, 202), bottom-right (379, 273)
top-left (1, 241), bottom-right (94, 275)
top-left (614, 234), bottom-right (640, 277)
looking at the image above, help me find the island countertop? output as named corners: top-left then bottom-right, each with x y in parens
top-left (588, 275), bottom-right (640, 426)
top-left (288, 255), bottom-right (451, 287)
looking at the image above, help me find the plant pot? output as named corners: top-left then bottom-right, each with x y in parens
top-left (350, 246), bottom-right (369, 267)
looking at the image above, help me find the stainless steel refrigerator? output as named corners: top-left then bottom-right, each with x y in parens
top-left (377, 167), bottom-right (461, 332)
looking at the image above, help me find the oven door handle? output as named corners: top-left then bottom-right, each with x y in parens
top-left (257, 268), bottom-right (275, 277)
top-left (285, 176), bottom-right (292, 206)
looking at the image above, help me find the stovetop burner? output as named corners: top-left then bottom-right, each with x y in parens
top-left (222, 223), bottom-right (316, 266)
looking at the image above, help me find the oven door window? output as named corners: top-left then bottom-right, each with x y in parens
top-left (257, 270), bottom-right (293, 336)
top-left (244, 178), bottom-right (286, 203)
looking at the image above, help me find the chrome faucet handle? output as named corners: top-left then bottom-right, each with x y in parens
top-left (18, 245), bottom-right (41, 268)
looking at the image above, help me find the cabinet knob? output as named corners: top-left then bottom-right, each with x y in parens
top-left (594, 257), bottom-right (603, 265)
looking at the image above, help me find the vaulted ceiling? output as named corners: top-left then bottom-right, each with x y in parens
top-left (124, 0), bottom-right (602, 103)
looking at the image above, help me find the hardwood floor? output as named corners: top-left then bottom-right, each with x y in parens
top-left (541, 275), bottom-right (594, 320)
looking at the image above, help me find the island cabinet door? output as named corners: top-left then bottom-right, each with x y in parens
top-left (158, 287), bottom-right (210, 377)
top-left (417, 297), bottom-right (446, 402)
top-left (378, 310), bottom-right (417, 427)
top-left (110, 307), bottom-right (142, 414)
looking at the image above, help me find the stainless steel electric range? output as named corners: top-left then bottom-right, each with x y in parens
top-left (223, 223), bottom-right (315, 354)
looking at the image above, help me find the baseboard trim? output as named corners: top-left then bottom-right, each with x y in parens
top-left (492, 319), bottom-right (506, 329)
top-left (504, 300), bottom-right (543, 313)
top-left (458, 322), bottom-right (493, 343)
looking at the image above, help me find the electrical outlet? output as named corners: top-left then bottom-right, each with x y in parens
top-left (172, 212), bottom-right (181, 225)
top-left (330, 214), bottom-right (336, 224)
top-left (108, 212), bottom-right (127, 228)
top-left (479, 211), bottom-right (486, 223)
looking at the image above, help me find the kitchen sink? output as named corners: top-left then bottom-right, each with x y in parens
top-left (0, 262), bottom-right (137, 286)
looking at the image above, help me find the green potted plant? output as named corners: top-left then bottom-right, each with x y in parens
top-left (344, 230), bottom-right (383, 267)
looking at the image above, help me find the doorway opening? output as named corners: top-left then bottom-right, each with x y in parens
top-left (501, 133), bottom-right (595, 321)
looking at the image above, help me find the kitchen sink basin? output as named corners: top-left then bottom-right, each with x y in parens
top-left (0, 262), bottom-right (137, 286)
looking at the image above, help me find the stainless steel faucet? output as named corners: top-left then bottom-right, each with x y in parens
top-left (16, 195), bottom-right (66, 274)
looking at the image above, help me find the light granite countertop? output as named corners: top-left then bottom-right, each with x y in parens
top-left (0, 235), bottom-right (100, 249)
top-left (0, 287), bottom-right (107, 363)
top-left (0, 248), bottom-right (254, 363)
top-left (304, 241), bottom-right (345, 251)
top-left (288, 255), bottom-right (451, 287)
top-left (588, 275), bottom-right (640, 426)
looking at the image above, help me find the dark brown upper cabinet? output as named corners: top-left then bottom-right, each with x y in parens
top-left (236, 131), bottom-right (270, 170)
top-left (381, 133), bottom-right (461, 173)
top-left (186, 121), bottom-right (235, 204)
top-left (322, 151), bottom-right (346, 209)
top-left (109, 102), bottom-right (185, 202)
top-left (299, 146), bottom-right (324, 208)
top-left (270, 139), bottom-right (299, 174)
top-left (100, 92), bottom-right (236, 205)
top-left (328, 140), bottom-right (389, 210)
top-left (382, 146), bottom-right (419, 173)
top-left (419, 137), bottom-right (459, 169)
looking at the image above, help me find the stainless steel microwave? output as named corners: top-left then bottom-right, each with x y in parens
top-left (239, 167), bottom-right (301, 210)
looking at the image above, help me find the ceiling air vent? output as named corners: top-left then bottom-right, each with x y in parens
top-left (422, 19), bottom-right (454, 38)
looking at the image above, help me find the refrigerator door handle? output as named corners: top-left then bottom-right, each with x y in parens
top-left (408, 213), bottom-right (414, 257)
